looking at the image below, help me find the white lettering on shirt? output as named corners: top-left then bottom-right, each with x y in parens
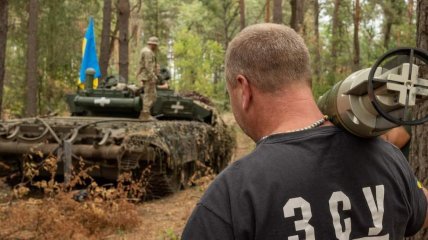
top-left (329, 191), bottom-right (352, 240)
top-left (283, 197), bottom-right (315, 240)
top-left (283, 185), bottom-right (389, 239)
top-left (362, 185), bottom-right (385, 236)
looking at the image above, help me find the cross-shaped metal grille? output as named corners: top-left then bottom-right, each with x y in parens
top-left (368, 48), bottom-right (428, 125)
top-left (385, 63), bottom-right (428, 106)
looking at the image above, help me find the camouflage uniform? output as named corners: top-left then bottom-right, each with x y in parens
top-left (138, 45), bottom-right (157, 119)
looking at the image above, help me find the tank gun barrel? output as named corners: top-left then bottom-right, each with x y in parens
top-left (0, 142), bottom-right (123, 160)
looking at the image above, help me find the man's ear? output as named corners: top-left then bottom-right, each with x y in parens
top-left (236, 75), bottom-right (252, 111)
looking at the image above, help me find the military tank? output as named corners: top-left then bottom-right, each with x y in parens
top-left (0, 69), bottom-right (234, 196)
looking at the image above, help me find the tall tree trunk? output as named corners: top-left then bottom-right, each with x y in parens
top-left (118, 0), bottom-right (129, 83)
top-left (313, 0), bottom-right (321, 83)
top-left (265, 0), bottom-right (270, 22)
top-left (408, 0), bottom-right (414, 25)
top-left (384, 20), bottom-right (392, 50)
top-left (331, 0), bottom-right (341, 78)
top-left (407, 1), bottom-right (428, 239)
top-left (239, 0), bottom-right (245, 30)
top-left (273, 0), bottom-right (282, 24)
top-left (25, 0), bottom-right (38, 117)
top-left (0, 0), bottom-right (7, 119)
top-left (109, 17), bottom-right (120, 66)
top-left (381, 0), bottom-right (396, 50)
top-left (290, 0), bottom-right (305, 33)
top-left (352, 0), bottom-right (360, 71)
top-left (155, 0), bottom-right (159, 37)
top-left (221, 0), bottom-right (239, 50)
top-left (100, 0), bottom-right (112, 81)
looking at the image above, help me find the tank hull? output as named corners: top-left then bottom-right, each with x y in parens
top-left (0, 116), bottom-right (234, 196)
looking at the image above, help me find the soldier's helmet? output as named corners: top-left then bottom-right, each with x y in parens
top-left (104, 75), bottom-right (126, 88)
top-left (147, 36), bottom-right (159, 45)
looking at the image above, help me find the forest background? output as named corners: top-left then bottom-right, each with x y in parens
top-left (2, 0), bottom-right (428, 239)
top-left (0, 0), bottom-right (417, 118)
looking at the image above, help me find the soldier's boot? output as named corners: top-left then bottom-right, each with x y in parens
top-left (139, 111), bottom-right (156, 121)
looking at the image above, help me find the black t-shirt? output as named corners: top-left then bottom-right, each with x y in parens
top-left (182, 126), bottom-right (427, 240)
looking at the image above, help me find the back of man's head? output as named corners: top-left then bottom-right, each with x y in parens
top-left (225, 23), bottom-right (311, 92)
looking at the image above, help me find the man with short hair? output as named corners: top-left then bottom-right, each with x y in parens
top-left (182, 23), bottom-right (428, 239)
top-left (137, 36), bottom-right (159, 120)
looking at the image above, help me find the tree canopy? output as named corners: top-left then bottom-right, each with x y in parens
top-left (0, 0), bottom-right (417, 117)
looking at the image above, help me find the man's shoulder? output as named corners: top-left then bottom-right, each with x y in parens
top-left (219, 149), bottom-right (264, 176)
top-left (200, 149), bottom-right (270, 198)
top-left (141, 46), bottom-right (153, 55)
top-left (200, 154), bottom-right (256, 194)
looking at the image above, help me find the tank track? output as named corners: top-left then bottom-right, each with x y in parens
top-left (146, 172), bottom-right (178, 198)
top-left (119, 156), bottom-right (139, 172)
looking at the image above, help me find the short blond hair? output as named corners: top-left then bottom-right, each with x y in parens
top-left (225, 23), bottom-right (311, 92)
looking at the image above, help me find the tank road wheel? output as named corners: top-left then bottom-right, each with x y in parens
top-left (180, 162), bottom-right (195, 189)
top-left (166, 162), bottom-right (196, 191)
top-left (145, 163), bottom-right (179, 198)
top-left (146, 171), bottom-right (178, 198)
top-left (166, 168), bottom-right (182, 193)
top-left (146, 162), bottom-right (195, 198)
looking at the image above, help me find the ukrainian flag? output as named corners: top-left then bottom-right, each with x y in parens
top-left (79, 17), bottom-right (101, 88)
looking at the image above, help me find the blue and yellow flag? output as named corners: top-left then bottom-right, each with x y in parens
top-left (79, 17), bottom-right (101, 88)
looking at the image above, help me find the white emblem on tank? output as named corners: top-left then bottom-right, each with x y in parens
top-left (94, 97), bottom-right (111, 107)
top-left (171, 101), bottom-right (184, 113)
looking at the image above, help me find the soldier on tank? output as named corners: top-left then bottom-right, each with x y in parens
top-left (137, 36), bottom-right (159, 120)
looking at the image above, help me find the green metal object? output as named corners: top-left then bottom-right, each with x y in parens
top-left (318, 48), bottom-right (428, 137)
top-left (84, 68), bottom-right (96, 90)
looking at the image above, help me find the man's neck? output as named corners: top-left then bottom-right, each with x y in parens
top-left (248, 86), bottom-right (329, 141)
